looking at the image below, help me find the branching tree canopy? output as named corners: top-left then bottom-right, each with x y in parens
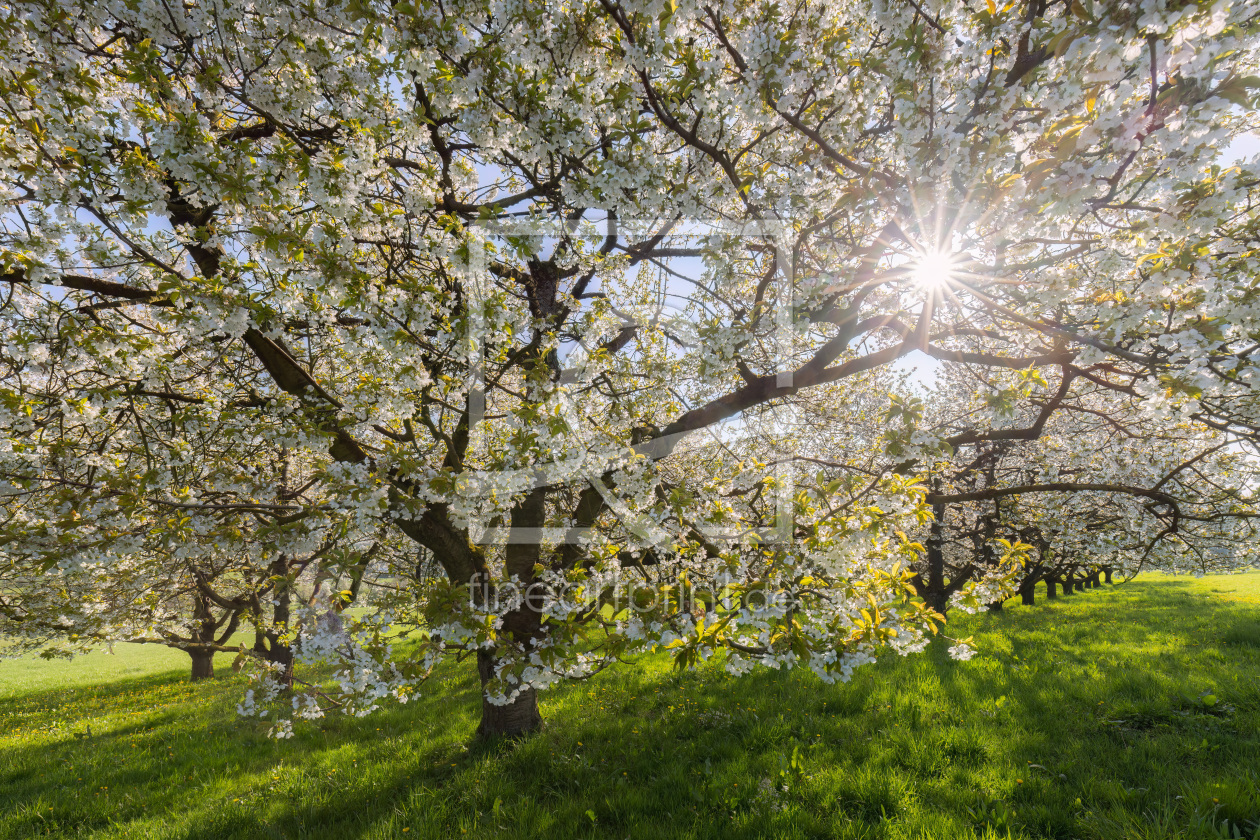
top-left (1, 0), bottom-right (1259, 736)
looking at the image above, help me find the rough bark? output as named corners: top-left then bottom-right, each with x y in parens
top-left (187, 588), bottom-right (218, 681)
top-left (475, 649), bottom-right (542, 738)
top-left (189, 648), bottom-right (214, 681)
top-left (474, 487), bottom-right (548, 738)
top-left (250, 556), bottom-right (294, 689)
top-left (919, 501), bottom-right (950, 614)
top-left (1017, 569), bottom-right (1040, 606)
top-left (266, 638), bottom-right (294, 687)
top-left (1045, 577), bottom-right (1058, 598)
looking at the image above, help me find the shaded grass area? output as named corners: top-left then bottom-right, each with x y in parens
top-left (1, 573), bottom-right (1258, 839)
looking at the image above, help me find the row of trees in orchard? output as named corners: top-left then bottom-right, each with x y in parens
top-left (898, 366), bottom-right (1260, 615)
top-left (1, 0), bottom-right (1259, 737)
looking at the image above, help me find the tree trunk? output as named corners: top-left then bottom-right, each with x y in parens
top-left (1104, 567), bottom-right (1113, 584)
top-left (987, 599), bottom-right (1004, 612)
top-left (1018, 573), bottom-right (1039, 606)
top-left (266, 637), bottom-right (294, 687)
top-left (475, 487), bottom-right (548, 739)
top-left (919, 501), bottom-right (949, 614)
top-left (255, 556), bottom-right (295, 689)
top-left (1061, 573), bottom-right (1076, 595)
top-left (1088, 571), bottom-right (1101, 587)
top-left (264, 458), bottom-right (296, 690)
top-left (189, 649), bottom-right (214, 681)
top-left (1045, 577), bottom-right (1058, 598)
top-left (475, 649), bottom-right (542, 738)
top-left (273, 573), bottom-right (294, 684)
top-left (188, 588), bottom-right (217, 681)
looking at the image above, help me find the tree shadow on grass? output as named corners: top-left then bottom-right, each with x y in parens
top-left (0, 664), bottom-right (486, 840)
top-left (5, 580), bottom-right (1260, 840)
top-left (916, 583), bottom-right (1260, 839)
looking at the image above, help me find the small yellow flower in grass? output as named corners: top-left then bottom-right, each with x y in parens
top-left (1016, 779), bottom-right (1023, 784)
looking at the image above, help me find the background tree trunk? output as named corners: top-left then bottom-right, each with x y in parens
top-left (1045, 577), bottom-right (1058, 598)
top-left (1104, 567), bottom-right (1113, 584)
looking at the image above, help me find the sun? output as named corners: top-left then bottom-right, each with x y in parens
top-left (910, 249), bottom-right (956, 290)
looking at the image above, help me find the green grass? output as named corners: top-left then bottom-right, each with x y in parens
top-left (0, 643), bottom-right (242, 700)
top-left (2, 573), bottom-right (1259, 840)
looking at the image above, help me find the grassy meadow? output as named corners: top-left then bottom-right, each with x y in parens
top-left (1, 573), bottom-right (1258, 840)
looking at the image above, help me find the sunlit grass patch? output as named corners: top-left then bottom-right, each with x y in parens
top-left (1, 572), bottom-right (1258, 839)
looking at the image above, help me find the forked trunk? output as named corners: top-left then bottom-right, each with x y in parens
top-left (1061, 573), bottom-right (1076, 595)
top-left (476, 649), bottom-right (542, 738)
top-left (189, 649), bottom-right (214, 681)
